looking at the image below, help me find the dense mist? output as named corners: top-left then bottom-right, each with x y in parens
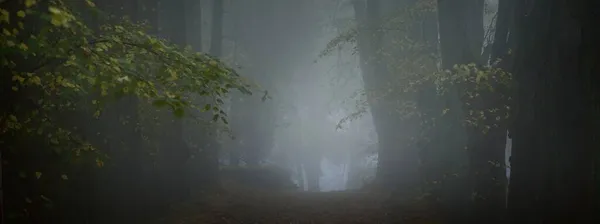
top-left (1, 0), bottom-right (599, 223)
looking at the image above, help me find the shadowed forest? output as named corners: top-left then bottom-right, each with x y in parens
top-left (1, 0), bottom-right (599, 223)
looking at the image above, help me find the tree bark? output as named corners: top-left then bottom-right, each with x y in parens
top-left (438, 1), bottom-right (509, 223)
top-left (209, 0), bottom-right (223, 57)
top-left (157, 0), bottom-right (192, 204)
top-left (186, 0), bottom-right (202, 52)
top-left (507, 0), bottom-right (599, 222)
top-left (352, 0), bottom-right (423, 193)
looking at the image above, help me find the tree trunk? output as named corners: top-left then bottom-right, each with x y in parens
top-left (438, 0), bottom-right (502, 223)
top-left (186, 0), bottom-right (202, 52)
top-left (209, 0), bottom-right (223, 57)
top-left (0, 150), bottom-right (3, 224)
top-left (491, 0), bottom-right (515, 63)
top-left (189, 0), bottom-right (224, 192)
top-left (229, 0), bottom-right (298, 168)
top-left (157, 0), bottom-right (191, 204)
top-left (352, 0), bottom-right (422, 193)
top-left (507, 0), bottom-right (599, 222)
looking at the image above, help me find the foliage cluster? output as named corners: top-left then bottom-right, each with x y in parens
top-left (321, 0), bottom-right (512, 135)
top-left (1, 0), bottom-right (250, 220)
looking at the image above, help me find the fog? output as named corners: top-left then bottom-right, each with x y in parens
top-left (3, 0), bottom-right (598, 223)
top-left (212, 0), bottom-right (380, 192)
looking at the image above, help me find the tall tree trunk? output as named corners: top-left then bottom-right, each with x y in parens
top-left (437, 0), bottom-right (497, 222)
top-left (80, 1), bottom-right (152, 222)
top-left (210, 0), bottom-right (223, 57)
top-left (229, 0), bottom-right (286, 168)
top-left (157, 0), bottom-right (191, 204)
top-left (186, 0), bottom-right (202, 52)
top-left (507, 0), bottom-right (599, 222)
top-left (0, 149), bottom-right (3, 224)
top-left (352, 0), bottom-right (422, 193)
top-left (491, 0), bottom-right (515, 63)
top-left (195, 0), bottom-right (224, 191)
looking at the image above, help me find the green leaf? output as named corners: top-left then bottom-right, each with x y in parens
top-left (0, 9), bottom-right (9, 24)
top-left (173, 107), bottom-right (185, 118)
top-left (17, 10), bottom-right (26, 18)
top-left (152, 99), bottom-right (169, 108)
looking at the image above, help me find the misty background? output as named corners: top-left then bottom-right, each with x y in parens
top-left (2, 0), bottom-right (597, 223)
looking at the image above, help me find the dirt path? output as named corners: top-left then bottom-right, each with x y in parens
top-left (164, 190), bottom-right (438, 224)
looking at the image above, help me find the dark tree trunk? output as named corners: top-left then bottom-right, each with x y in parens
top-left (209, 0), bottom-right (223, 57)
top-left (303, 157), bottom-right (321, 192)
top-left (189, 0), bottom-right (223, 193)
top-left (352, 0), bottom-right (423, 193)
top-left (186, 0), bottom-right (202, 52)
top-left (437, 1), bottom-right (507, 223)
top-left (491, 0), bottom-right (515, 64)
top-left (157, 0), bottom-right (192, 204)
top-left (507, 0), bottom-right (599, 222)
top-left (229, 0), bottom-right (306, 168)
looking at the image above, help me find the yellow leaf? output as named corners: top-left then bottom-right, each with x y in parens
top-left (85, 0), bottom-right (96, 7)
top-left (29, 76), bottom-right (41, 85)
top-left (48, 6), bottom-right (60, 14)
top-left (0, 9), bottom-right (9, 24)
top-left (61, 174), bottom-right (68, 180)
top-left (16, 10), bottom-right (26, 18)
top-left (95, 157), bottom-right (104, 168)
top-left (19, 43), bottom-right (28, 51)
top-left (35, 171), bottom-right (42, 179)
top-left (48, 6), bottom-right (72, 27)
top-left (25, 0), bottom-right (37, 8)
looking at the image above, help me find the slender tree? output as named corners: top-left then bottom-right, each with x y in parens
top-left (351, 0), bottom-right (428, 194)
top-left (156, 0), bottom-right (192, 204)
top-left (436, 0), bottom-right (513, 222)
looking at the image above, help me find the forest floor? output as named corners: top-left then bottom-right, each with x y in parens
top-left (162, 189), bottom-right (440, 224)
